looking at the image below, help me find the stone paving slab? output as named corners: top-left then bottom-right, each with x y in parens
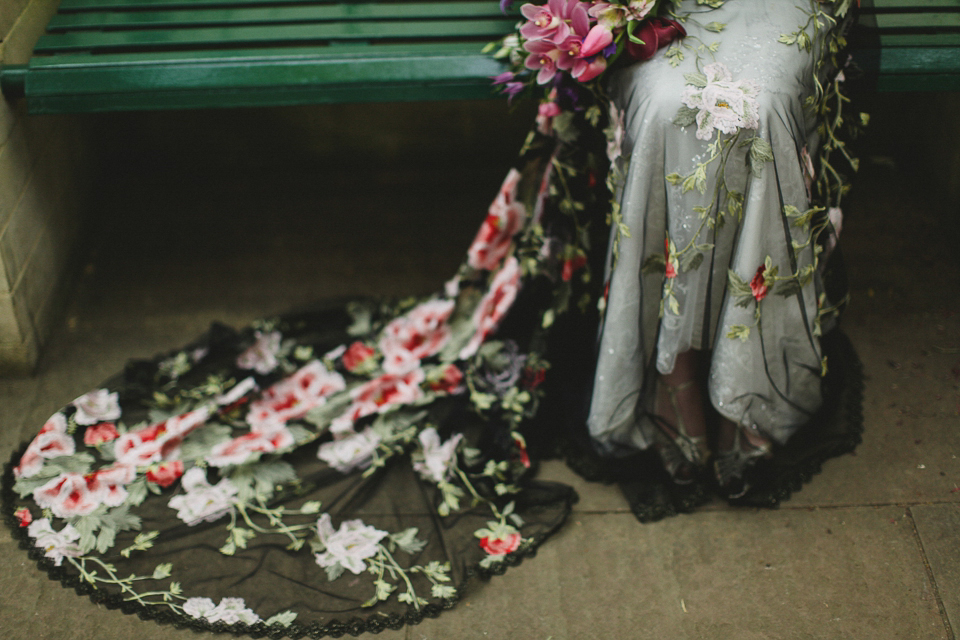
top-left (912, 504), bottom-right (960, 635)
top-left (788, 313), bottom-right (960, 509)
top-left (413, 506), bottom-right (947, 639)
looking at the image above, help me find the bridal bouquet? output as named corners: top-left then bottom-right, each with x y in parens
top-left (489, 0), bottom-right (686, 100)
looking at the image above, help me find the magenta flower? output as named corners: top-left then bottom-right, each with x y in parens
top-left (580, 24), bottom-right (614, 58)
top-left (520, 0), bottom-right (570, 44)
top-left (524, 40), bottom-right (562, 84)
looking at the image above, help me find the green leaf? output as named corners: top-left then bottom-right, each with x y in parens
top-left (681, 251), bottom-right (704, 273)
top-left (673, 105), bottom-right (699, 128)
top-left (265, 611), bottom-right (298, 627)
top-left (775, 280), bottom-right (802, 297)
top-left (389, 528), bottom-right (427, 555)
top-left (152, 563), bottom-right (173, 580)
top-left (96, 525), bottom-right (117, 554)
top-left (704, 22), bottom-right (726, 32)
top-left (684, 72), bottom-right (708, 88)
top-left (749, 138), bottom-right (774, 175)
top-left (727, 325), bottom-right (751, 342)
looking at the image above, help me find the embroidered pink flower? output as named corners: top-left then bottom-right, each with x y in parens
top-left (236, 330), bottom-right (282, 374)
top-left (14, 413), bottom-right (74, 479)
top-left (245, 361), bottom-right (346, 431)
top-left (33, 464), bottom-right (134, 518)
top-left (146, 460), bottom-right (185, 487)
top-left (14, 507), bottom-right (32, 527)
top-left (460, 256), bottom-right (523, 359)
top-left (317, 428), bottom-right (381, 473)
top-left (72, 389), bottom-right (122, 426)
top-left (83, 422), bottom-right (119, 446)
top-left (467, 169), bottom-right (527, 271)
top-left (342, 341), bottom-right (376, 372)
top-left (680, 62), bottom-right (760, 141)
top-left (479, 532), bottom-right (522, 556)
top-left (314, 513), bottom-right (387, 575)
top-left (428, 364), bottom-right (465, 394)
top-left (114, 407), bottom-right (211, 467)
top-left (27, 518), bottom-right (81, 566)
top-left (750, 265), bottom-right (770, 301)
top-left (168, 467), bottom-right (238, 526)
top-left (331, 369), bottom-right (426, 434)
top-left (205, 425), bottom-right (295, 468)
top-left (379, 299), bottom-right (455, 375)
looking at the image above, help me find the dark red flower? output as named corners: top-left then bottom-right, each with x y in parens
top-left (342, 341), bottom-right (376, 372)
top-left (664, 238), bottom-right (677, 279)
top-left (626, 18), bottom-right (687, 62)
top-left (83, 422), bottom-right (119, 446)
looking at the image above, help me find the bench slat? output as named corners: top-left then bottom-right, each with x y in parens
top-left (57, 0), bottom-right (344, 10)
top-left (48, 3), bottom-right (510, 31)
top-left (34, 19), bottom-right (516, 54)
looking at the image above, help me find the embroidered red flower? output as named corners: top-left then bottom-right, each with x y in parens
top-left (14, 507), bottom-right (32, 527)
top-left (146, 460), bottom-right (185, 487)
top-left (331, 369), bottom-right (426, 435)
top-left (479, 532), bottom-right (522, 556)
top-left (522, 366), bottom-right (547, 390)
top-left (467, 169), bottom-right (527, 271)
top-left (562, 254), bottom-right (588, 282)
top-left (750, 265), bottom-right (770, 301)
top-left (428, 364), bottom-right (465, 394)
top-left (246, 362), bottom-right (346, 432)
top-left (205, 427), bottom-right (295, 468)
top-left (513, 433), bottom-right (532, 469)
top-left (33, 464), bottom-right (134, 518)
top-left (342, 342), bottom-right (376, 372)
top-left (664, 238), bottom-right (677, 279)
top-left (83, 422), bottom-right (119, 446)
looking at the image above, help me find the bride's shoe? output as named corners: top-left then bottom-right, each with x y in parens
top-left (650, 379), bottom-right (709, 485)
top-left (714, 426), bottom-right (771, 499)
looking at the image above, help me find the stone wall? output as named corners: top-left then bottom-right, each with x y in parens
top-left (0, 0), bottom-right (91, 374)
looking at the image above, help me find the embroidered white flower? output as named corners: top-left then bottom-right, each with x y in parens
top-left (72, 389), bottom-right (122, 426)
top-left (168, 467), bottom-right (238, 526)
top-left (27, 518), bottom-right (81, 566)
top-left (183, 597), bottom-right (260, 625)
top-left (314, 513), bottom-right (387, 575)
top-left (413, 428), bottom-right (463, 484)
top-left (680, 62), bottom-right (760, 141)
top-left (317, 428), bottom-right (381, 473)
top-left (236, 330), bottom-right (283, 374)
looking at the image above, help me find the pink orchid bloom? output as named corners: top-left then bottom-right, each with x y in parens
top-left (520, 0), bottom-right (571, 44)
top-left (573, 55), bottom-right (607, 82)
top-left (580, 24), bottom-right (614, 58)
top-left (524, 39), bottom-right (562, 84)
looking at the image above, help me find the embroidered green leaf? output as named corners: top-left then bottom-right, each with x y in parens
top-left (152, 563), bottom-right (173, 580)
top-left (749, 138), bottom-right (774, 175)
top-left (673, 105), bottom-right (699, 128)
top-left (229, 460), bottom-right (296, 503)
top-left (681, 251), bottom-right (705, 273)
top-left (265, 611), bottom-right (298, 627)
top-left (684, 72), bottom-right (708, 88)
top-left (704, 22), bottom-right (726, 32)
top-left (778, 33), bottom-right (797, 45)
top-left (727, 325), bottom-right (751, 342)
top-left (120, 530), bottom-right (159, 558)
top-left (775, 279), bottom-right (802, 297)
top-left (727, 269), bottom-right (751, 296)
top-left (389, 528), bottom-right (427, 555)
top-left (432, 584), bottom-right (458, 599)
top-left (666, 172), bottom-right (683, 186)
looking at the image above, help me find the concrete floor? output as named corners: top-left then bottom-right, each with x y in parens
top-left (1, 94), bottom-right (958, 639)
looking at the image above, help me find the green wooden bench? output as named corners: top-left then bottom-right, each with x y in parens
top-left (0, 0), bottom-right (958, 114)
top-left (854, 0), bottom-right (960, 92)
top-left (0, 0), bottom-right (518, 113)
